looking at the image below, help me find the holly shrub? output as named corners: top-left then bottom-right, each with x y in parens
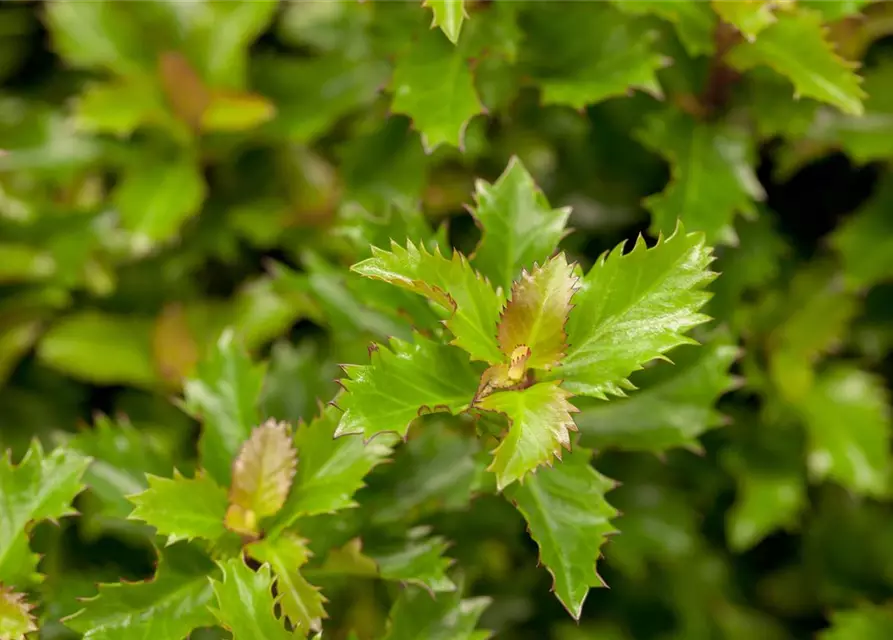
top-left (2, 1), bottom-right (893, 639)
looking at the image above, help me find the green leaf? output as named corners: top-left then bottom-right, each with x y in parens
top-left (335, 335), bottom-right (481, 440)
top-left (830, 176), bottom-right (893, 289)
top-left (798, 0), bottom-right (873, 21)
top-left (0, 441), bottom-right (90, 585)
top-left (821, 604), bottom-right (893, 639)
top-left (268, 404), bottom-right (395, 534)
top-left (201, 91), bottom-right (276, 132)
top-left (636, 109), bottom-right (765, 244)
top-left (424, 0), bottom-right (467, 45)
top-left (112, 154), bottom-right (207, 247)
top-left (726, 469), bottom-right (805, 552)
top-left (391, 27), bottom-right (482, 151)
top-left (128, 471), bottom-right (229, 544)
top-left (520, 3), bottom-right (665, 109)
top-left (469, 156), bottom-right (571, 293)
top-left (185, 330), bottom-right (267, 487)
top-left (612, 0), bottom-right (716, 56)
top-left (62, 544), bottom-right (217, 640)
top-left (36, 311), bottom-right (159, 389)
top-left (352, 241), bottom-right (503, 363)
top-left (795, 366), bottom-right (892, 497)
top-left (478, 381), bottom-right (579, 490)
top-left (75, 79), bottom-right (170, 136)
top-left (576, 338), bottom-right (739, 452)
top-left (726, 10), bottom-right (866, 115)
top-left (497, 253), bottom-right (578, 370)
top-left (712, 0), bottom-right (777, 41)
top-left (558, 228), bottom-right (716, 399)
top-left (383, 584), bottom-right (491, 640)
top-left (225, 420), bottom-right (297, 537)
top-left (0, 587), bottom-right (37, 639)
top-left (210, 556), bottom-right (296, 640)
top-left (247, 535), bottom-right (326, 635)
top-left (505, 447), bottom-right (617, 619)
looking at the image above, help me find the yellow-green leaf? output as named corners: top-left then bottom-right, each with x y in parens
top-left (424, 0), bottom-right (467, 45)
top-left (0, 586), bottom-right (37, 639)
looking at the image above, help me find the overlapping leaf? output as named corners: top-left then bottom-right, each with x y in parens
top-left (505, 448), bottom-right (618, 619)
top-left (558, 228), bottom-right (716, 398)
top-left (210, 557), bottom-right (296, 639)
top-left (383, 583), bottom-right (491, 640)
top-left (712, 0), bottom-right (777, 41)
top-left (612, 0), bottom-right (715, 56)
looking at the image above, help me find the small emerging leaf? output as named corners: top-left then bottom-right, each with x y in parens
top-left (0, 587), bottom-right (37, 639)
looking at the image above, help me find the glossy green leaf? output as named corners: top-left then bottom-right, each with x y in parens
top-left (210, 557), bottom-right (296, 639)
top-left (712, 0), bottom-right (777, 41)
top-left (63, 544), bottom-right (217, 640)
top-left (636, 109), bottom-right (765, 244)
top-left (0, 440), bottom-right (90, 585)
top-left (128, 471), bottom-right (229, 544)
top-left (373, 530), bottom-right (456, 594)
top-left (391, 26), bottom-right (482, 151)
top-left (184, 330), bottom-right (267, 487)
top-left (0, 587), bottom-right (37, 639)
top-left (383, 584), bottom-right (491, 640)
top-left (352, 241), bottom-right (503, 363)
top-left (505, 447), bottom-right (618, 619)
top-left (335, 335), bottom-right (481, 440)
top-left (821, 604), bottom-right (893, 639)
top-left (558, 228), bottom-right (716, 398)
top-left (424, 0), bottom-right (466, 44)
top-left (727, 10), bottom-right (866, 115)
top-left (478, 381), bottom-right (579, 490)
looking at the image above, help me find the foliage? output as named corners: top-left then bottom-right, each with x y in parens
top-left (2, 0), bottom-right (893, 639)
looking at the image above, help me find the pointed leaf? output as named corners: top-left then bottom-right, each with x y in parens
top-left (128, 471), bottom-right (229, 544)
top-left (796, 366), bottom-right (892, 497)
top-left (247, 535), bottom-right (326, 635)
top-left (335, 335), bottom-right (482, 440)
top-left (576, 338), bottom-right (739, 452)
top-left (727, 10), bottom-right (865, 115)
top-left (712, 0), bottom-right (777, 41)
top-left (821, 604), bottom-right (893, 639)
top-left (636, 109), bottom-right (764, 244)
top-left (352, 241), bottom-right (503, 364)
top-left (383, 584), bottom-right (491, 640)
top-left (391, 27), bottom-right (482, 151)
top-left (558, 228), bottom-right (716, 398)
top-left (470, 157), bottom-right (571, 292)
top-left (225, 420), bottom-right (297, 536)
top-left (424, 0), bottom-right (467, 44)
top-left (185, 330), bottom-right (267, 486)
top-left (0, 441), bottom-right (90, 584)
top-left (211, 557), bottom-right (296, 639)
top-left (505, 447), bottom-right (618, 619)
top-left (63, 544), bottom-right (216, 640)
top-left (497, 254), bottom-right (578, 370)
top-left (478, 381), bottom-right (579, 490)
top-left (0, 587), bottom-right (37, 639)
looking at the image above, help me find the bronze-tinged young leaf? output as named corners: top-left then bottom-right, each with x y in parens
top-left (352, 241), bottom-right (503, 363)
top-left (247, 535), bottom-right (326, 635)
top-left (505, 447), bottom-right (618, 619)
top-left (726, 9), bottom-right (866, 115)
top-left (0, 440), bottom-right (90, 585)
top-left (424, 0), bottom-right (467, 45)
top-left (557, 227), bottom-right (716, 399)
top-left (820, 604), bottom-right (893, 639)
top-left (636, 109), bottom-right (765, 244)
top-left (0, 586), bottom-right (37, 639)
top-left (335, 334), bottom-right (482, 441)
top-left (225, 420), bottom-right (297, 537)
top-left (390, 26), bottom-right (483, 152)
top-left (128, 471), bottom-right (230, 545)
top-left (478, 381), bottom-right (579, 490)
top-left (211, 557), bottom-right (296, 640)
top-left (470, 157), bottom-right (571, 293)
top-left (497, 253), bottom-right (578, 371)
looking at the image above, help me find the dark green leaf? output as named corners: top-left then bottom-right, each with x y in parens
top-left (383, 584), bottom-right (491, 640)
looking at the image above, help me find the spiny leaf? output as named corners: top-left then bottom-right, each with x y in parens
top-left (225, 419), bottom-right (297, 537)
top-left (185, 330), bottom-right (267, 487)
top-left (0, 586), bottom-right (37, 639)
top-left (424, 0), bottom-right (467, 45)
top-left (557, 227), bottom-right (716, 399)
top-left (128, 470), bottom-right (230, 545)
top-left (0, 440), bottom-right (90, 585)
top-left (268, 404), bottom-right (395, 534)
top-left (383, 583), bottom-right (491, 640)
top-left (335, 335), bottom-right (482, 441)
top-left (636, 109), bottom-right (764, 244)
top-left (352, 241), bottom-right (503, 363)
top-left (712, 0), bottom-right (777, 41)
top-left (497, 253), bottom-right (579, 371)
top-left (210, 556), bottom-right (296, 639)
top-left (390, 26), bottom-right (482, 152)
top-left (820, 604), bottom-right (893, 639)
top-left (478, 381), bottom-right (579, 490)
top-left (505, 447), bottom-right (618, 619)
top-left (62, 544), bottom-right (217, 640)
top-left (247, 535), bottom-right (326, 635)
top-left (470, 157), bottom-right (571, 293)
top-left (726, 9), bottom-right (866, 115)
